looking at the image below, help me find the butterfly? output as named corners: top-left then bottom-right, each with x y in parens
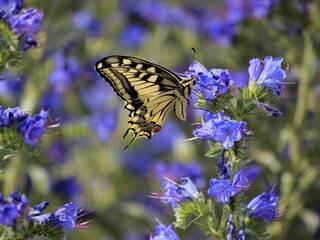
top-left (95, 55), bottom-right (196, 149)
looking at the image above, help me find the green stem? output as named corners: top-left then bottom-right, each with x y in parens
top-left (218, 205), bottom-right (230, 237)
top-left (3, 152), bottom-right (23, 195)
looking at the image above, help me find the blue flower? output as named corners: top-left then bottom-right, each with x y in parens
top-left (248, 56), bottom-right (286, 97)
top-left (120, 24), bottom-right (148, 48)
top-left (49, 52), bottom-right (82, 93)
top-left (0, 190), bottom-right (29, 227)
top-left (28, 201), bottom-right (50, 218)
top-left (0, 0), bottom-right (23, 19)
top-left (232, 167), bottom-right (260, 194)
top-left (8, 7), bottom-right (44, 50)
top-left (4, 107), bottom-right (26, 124)
top-left (155, 178), bottom-right (199, 208)
top-left (7, 190), bottom-right (29, 215)
top-left (203, 19), bottom-right (239, 47)
top-left (80, 80), bottom-right (114, 112)
top-left (217, 149), bottom-right (230, 180)
top-left (249, 0), bottom-right (277, 19)
top-left (230, 70), bottom-right (249, 89)
top-left (72, 10), bottom-right (101, 37)
top-left (246, 191), bottom-right (279, 223)
top-left (238, 220), bottom-right (246, 240)
top-left (18, 109), bottom-right (49, 146)
top-left (227, 214), bottom-right (237, 240)
top-left (52, 202), bottom-right (78, 232)
top-left (151, 224), bottom-right (180, 240)
top-left (258, 103), bottom-right (283, 117)
top-left (0, 106), bottom-right (9, 127)
top-left (190, 62), bottom-right (234, 100)
top-left (0, 203), bottom-right (20, 227)
top-left (41, 90), bottom-right (63, 112)
top-left (208, 178), bottom-right (237, 204)
top-left (51, 177), bottom-right (82, 200)
top-left (194, 112), bottom-right (248, 149)
top-left (89, 111), bottom-right (117, 142)
top-left (28, 202), bottom-right (79, 232)
top-left (46, 141), bottom-right (68, 165)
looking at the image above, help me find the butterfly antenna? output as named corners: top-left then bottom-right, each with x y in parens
top-left (191, 47), bottom-right (196, 63)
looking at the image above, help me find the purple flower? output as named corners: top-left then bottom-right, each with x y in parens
top-left (232, 167), bottom-right (260, 194)
top-left (28, 202), bottom-right (79, 233)
top-left (249, 0), bottom-right (277, 19)
top-left (46, 141), bottom-right (68, 165)
top-left (49, 52), bottom-right (82, 93)
top-left (7, 190), bottom-right (29, 215)
top-left (217, 149), bottom-right (230, 180)
top-left (52, 202), bottom-right (78, 232)
top-left (227, 214), bottom-right (237, 239)
top-left (120, 24), bottom-right (148, 48)
top-left (194, 112), bottom-right (247, 149)
top-left (28, 201), bottom-right (50, 218)
top-left (238, 221), bottom-right (246, 240)
top-left (203, 19), bottom-right (239, 47)
top-left (41, 91), bottom-right (63, 111)
top-left (80, 80), bottom-right (114, 112)
top-left (0, 106), bottom-right (9, 127)
top-left (89, 111), bottom-right (117, 142)
top-left (230, 70), bottom-right (249, 89)
top-left (0, 203), bottom-right (20, 227)
top-left (208, 179), bottom-right (237, 204)
top-left (0, 190), bottom-right (29, 227)
top-left (154, 178), bottom-right (199, 208)
top-left (151, 224), bottom-right (180, 240)
top-left (8, 7), bottom-right (44, 50)
top-left (258, 103), bottom-right (283, 117)
top-left (246, 191), bottom-right (279, 223)
top-left (72, 10), bottom-right (101, 37)
top-left (18, 109), bottom-right (48, 146)
top-left (190, 62), bottom-right (234, 100)
top-left (0, 0), bottom-right (23, 19)
top-left (225, 0), bottom-right (276, 21)
top-left (51, 177), bottom-right (82, 200)
top-left (248, 56), bottom-right (286, 97)
top-left (4, 107), bottom-right (26, 124)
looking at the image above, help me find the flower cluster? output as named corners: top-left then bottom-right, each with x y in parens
top-left (150, 224), bottom-right (180, 240)
top-left (248, 56), bottom-right (287, 97)
top-left (193, 112), bottom-right (248, 150)
top-left (122, 0), bottom-right (278, 46)
top-left (0, 190), bottom-right (89, 237)
top-left (0, 106), bottom-right (50, 146)
top-left (152, 56), bottom-right (287, 239)
top-left (190, 61), bottom-right (234, 100)
top-left (0, 0), bottom-right (44, 51)
top-left (208, 151), bottom-right (260, 204)
top-left (28, 201), bottom-right (79, 232)
top-left (0, 190), bottom-right (28, 227)
top-left (152, 178), bottom-right (199, 209)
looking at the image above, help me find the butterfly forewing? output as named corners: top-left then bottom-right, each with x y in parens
top-left (95, 55), bottom-right (195, 148)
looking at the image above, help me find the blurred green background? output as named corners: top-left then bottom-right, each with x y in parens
top-left (1, 0), bottom-right (320, 239)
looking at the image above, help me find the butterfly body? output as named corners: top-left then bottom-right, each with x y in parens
top-left (95, 55), bottom-right (196, 149)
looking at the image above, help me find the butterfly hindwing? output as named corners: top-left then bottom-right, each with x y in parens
top-left (95, 55), bottom-right (195, 148)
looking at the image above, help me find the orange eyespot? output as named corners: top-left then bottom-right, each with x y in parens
top-left (152, 125), bottom-right (161, 133)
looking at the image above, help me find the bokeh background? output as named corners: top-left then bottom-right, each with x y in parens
top-left (1, 0), bottom-right (320, 239)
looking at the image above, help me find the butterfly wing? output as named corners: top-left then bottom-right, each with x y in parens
top-left (95, 55), bottom-right (194, 148)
